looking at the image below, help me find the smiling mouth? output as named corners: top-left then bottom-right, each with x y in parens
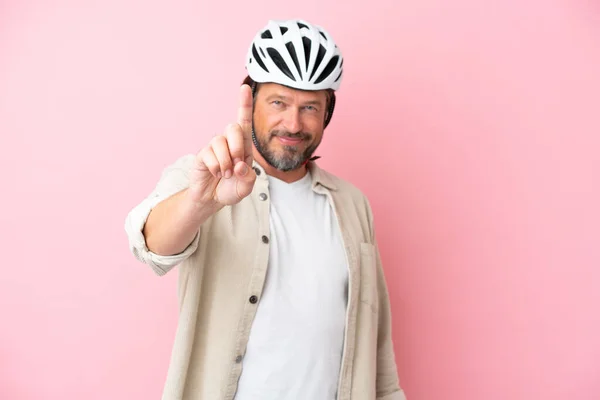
top-left (277, 136), bottom-right (304, 145)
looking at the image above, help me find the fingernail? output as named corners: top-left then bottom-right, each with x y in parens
top-left (239, 164), bottom-right (248, 176)
top-left (225, 169), bottom-right (232, 179)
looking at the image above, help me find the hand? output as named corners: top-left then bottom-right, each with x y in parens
top-left (188, 84), bottom-right (257, 207)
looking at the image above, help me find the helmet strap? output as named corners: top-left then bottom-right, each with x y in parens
top-left (250, 82), bottom-right (260, 150)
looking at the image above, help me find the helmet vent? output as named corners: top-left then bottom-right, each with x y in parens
top-left (252, 44), bottom-right (269, 73)
top-left (302, 37), bottom-right (312, 69)
top-left (315, 55), bottom-right (339, 84)
top-left (309, 44), bottom-right (327, 81)
top-left (267, 47), bottom-right (296, 81)
top-left (334, 70), bottom-right (342, 83)
top-left (285, 42), bottom-right (302, 79)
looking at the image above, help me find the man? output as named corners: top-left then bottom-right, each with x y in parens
top-left (125, 19), bottom-right (406, 400)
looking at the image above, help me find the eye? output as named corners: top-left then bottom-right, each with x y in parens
top-left (271, 100), bottom-right (284, 108)
top-left (303, 105), bottom-right (318, 112)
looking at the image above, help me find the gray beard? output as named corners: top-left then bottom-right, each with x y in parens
top-left (254, 130), bottom-right (320, 172)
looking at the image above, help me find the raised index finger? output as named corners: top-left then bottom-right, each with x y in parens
top-left (237, 84), bottom-right (254, 164)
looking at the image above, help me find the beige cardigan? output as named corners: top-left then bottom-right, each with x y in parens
top-left (124, 154), bottom-right (407, 400)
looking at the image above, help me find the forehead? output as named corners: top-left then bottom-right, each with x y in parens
top-left (257, 82), bottom-right (328, 103)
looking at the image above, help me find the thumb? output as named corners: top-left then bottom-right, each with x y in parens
top-left (234, 160), bottom-right (256, 199)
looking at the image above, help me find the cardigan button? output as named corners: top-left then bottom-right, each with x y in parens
top-left (249, 295), bottom-right (258, 304)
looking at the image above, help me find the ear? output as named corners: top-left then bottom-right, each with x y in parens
top-left (324, 91), bottom-right (336, 127)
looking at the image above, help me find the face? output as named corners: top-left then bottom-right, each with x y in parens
top-left (252, 82), bottom-right (329, 172)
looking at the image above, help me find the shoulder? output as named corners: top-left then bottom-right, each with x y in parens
top-left (154, 153), bottom-right (196, 183)
top-left (312, 164), bottom-right (375, 222)
top-left (324, 169), bottom-right (367, 199)
top-left (312, 164), bottom-right (378, 243)
top-left (146, 153), bottom-right (197, 195)
top-left (162, 153), bottom-right (196, 173)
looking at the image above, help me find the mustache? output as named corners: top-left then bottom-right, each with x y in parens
top-left (270, 130), bottom-right (311, 140)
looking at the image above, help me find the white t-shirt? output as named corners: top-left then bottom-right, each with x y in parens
top-left (234, 170), bottom-right (349, 400)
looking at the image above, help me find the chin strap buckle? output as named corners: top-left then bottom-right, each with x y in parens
top-left (303, 156), bottom-right (321, 165)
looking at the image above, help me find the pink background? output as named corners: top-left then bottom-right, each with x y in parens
top-left (1, 0), bottom-right (599, 399)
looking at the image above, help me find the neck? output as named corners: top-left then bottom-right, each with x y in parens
top-left (252, 148), bottom-right (308, 183)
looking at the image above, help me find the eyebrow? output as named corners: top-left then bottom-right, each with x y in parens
top-left (265, 94), bottom-right (324, 106)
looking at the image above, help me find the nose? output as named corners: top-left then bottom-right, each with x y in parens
top-left (282, 108), bottom-right (302, 134)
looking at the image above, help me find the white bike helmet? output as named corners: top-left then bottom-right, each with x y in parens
top-left (245, 19), bottom-right (344, 92)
